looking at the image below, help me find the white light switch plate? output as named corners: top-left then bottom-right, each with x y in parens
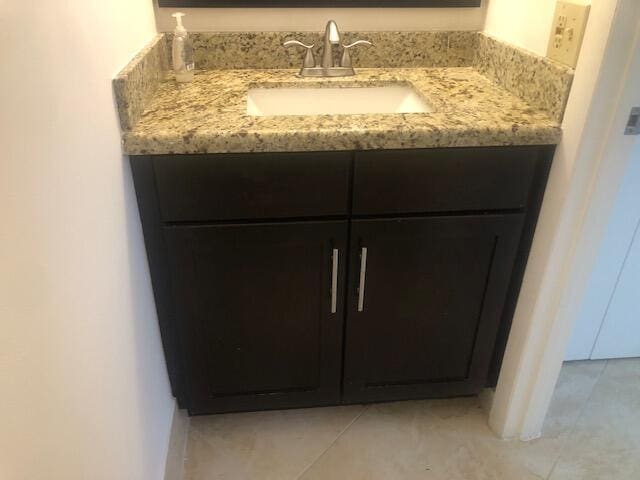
top-left (547, 1), bottom-right (591, 68)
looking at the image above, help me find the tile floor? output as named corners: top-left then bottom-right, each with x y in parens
top-left (182, 358), bottom-right (640, 480)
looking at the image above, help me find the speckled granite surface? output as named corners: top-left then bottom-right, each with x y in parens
top-left (157, 31), bottom-right (572, 122)
top-left (122, 68), bottom-right (561, 155)
top-left (113, 34), bottom-right (168, 131)
top-left (164, 31), bottom-right (478, 70)
top-left (474, 34), bottom-right (573, 123)
top-left (115, 31), bottom-right (572, 155)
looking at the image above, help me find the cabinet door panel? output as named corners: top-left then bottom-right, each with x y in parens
top-left (343, 215), bottom-right (523, 402)
top-left (165, 221), bottom-right (347, 414)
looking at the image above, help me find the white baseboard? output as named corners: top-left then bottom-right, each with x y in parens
top-left (164, 403), bottom-right (190, 480)
top-left (479, 387), bottom-right (495, 417)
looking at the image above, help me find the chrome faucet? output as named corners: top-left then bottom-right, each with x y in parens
top-left (321, 20), bottom-right (341, 69)
top-left (284, 20), bottom-right (372, 77)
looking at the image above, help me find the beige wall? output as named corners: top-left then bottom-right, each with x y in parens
top-left (484, 0), bottom-right (591, 56)
top-left (154, 4), bottom-right (487, 31)
top-left (483, 0), bottom-right (557, 55)
top-left (0, 1), bottom-right (175, 479)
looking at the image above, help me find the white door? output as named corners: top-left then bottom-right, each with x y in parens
top-left (566, 142), bottom-right (640, 360)
top-left (591, 217), bottom-right (640, 358)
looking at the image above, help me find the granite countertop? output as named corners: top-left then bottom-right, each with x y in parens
top-left (122, 67), bottom-right (562, 155)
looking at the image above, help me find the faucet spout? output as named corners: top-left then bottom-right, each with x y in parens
top-left (322, 20), bottom-right (340, 68)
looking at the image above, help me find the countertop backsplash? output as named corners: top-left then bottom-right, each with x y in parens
top-left (163, 31), bottom-right (479, 70)
top-left (474, 34), bottom-right (573, 123)
top-left (113, 34), bottom-right (168, 131)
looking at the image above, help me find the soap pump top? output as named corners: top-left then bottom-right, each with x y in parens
top-left (171, 12), bottom-right (194, 83)
top-left (172, 12), bottom-right (187, 34)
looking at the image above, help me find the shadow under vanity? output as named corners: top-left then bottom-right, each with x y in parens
top-left (115, 30), bottom-right (572, 415)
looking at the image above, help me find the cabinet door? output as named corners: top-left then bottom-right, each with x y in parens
top-left (164, 221), bottom-right (347, 414)
top-left (343, 215), bottom-right (523, 403)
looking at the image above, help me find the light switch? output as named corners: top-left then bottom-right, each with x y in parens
top-left (625, 107), bottom-right (640, 135)
top-left (547, 1), bottom-right (590, 68)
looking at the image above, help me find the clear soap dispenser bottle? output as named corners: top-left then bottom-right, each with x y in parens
top-left (171, 12), bottom-right (194, 83)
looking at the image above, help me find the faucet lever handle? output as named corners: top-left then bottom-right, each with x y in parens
top-left (341, 40), bottom-right (372, 68)
top-left (340, 40), bottom-right (373, 68)
top-left (283, 40), bottom-right (316, 68)
top-left (284, 40), bottom-right (314, 49)
top-left (343, 40), bottom-right (373, 49)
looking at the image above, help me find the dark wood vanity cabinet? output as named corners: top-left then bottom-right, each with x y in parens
top-left (131, 145), bottom-right (553, 415)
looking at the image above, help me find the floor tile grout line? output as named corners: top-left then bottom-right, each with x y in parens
top-left (545, 359), bottom-right (609, 480)
top-left (178, 416), bottom-right (191, 480)
top-left (292, 405), bottom-right (371, 480)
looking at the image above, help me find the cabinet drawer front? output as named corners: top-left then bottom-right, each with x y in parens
top-left (353, 147), bottom-right (540, 215)
top-left (153, 152), bottom-right (351, 222)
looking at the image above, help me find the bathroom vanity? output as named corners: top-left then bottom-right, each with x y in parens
top-left (116, 29), bottom-right (571, 415)
top-left (131, 146), bottom-right (552, 414)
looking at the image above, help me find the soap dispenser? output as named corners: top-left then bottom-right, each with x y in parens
top-left (171, 12), bottom-right (194, 83)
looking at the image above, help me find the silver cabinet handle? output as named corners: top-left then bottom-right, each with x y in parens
top-left (357, 247), bottom-right (368, 312)
top-left (331, 248), bottom-right (338, 314)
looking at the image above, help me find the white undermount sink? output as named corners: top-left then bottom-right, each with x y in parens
top-left (246, 84), bottom-right (433, 116)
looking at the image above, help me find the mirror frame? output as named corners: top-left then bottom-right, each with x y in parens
top-left (157, 0), bottom-right (481, 7)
